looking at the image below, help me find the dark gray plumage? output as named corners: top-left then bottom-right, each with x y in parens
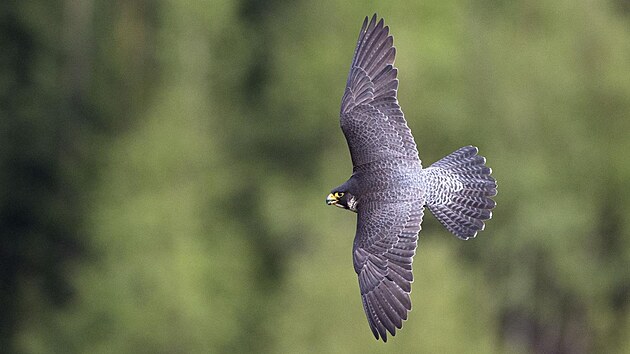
top-left (326, 14), bottom-right (497, 342)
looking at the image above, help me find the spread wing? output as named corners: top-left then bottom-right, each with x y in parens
top-left (340, 14), bottom-right (419, 167)
top-left (353, 198), bottom-right (424, 342)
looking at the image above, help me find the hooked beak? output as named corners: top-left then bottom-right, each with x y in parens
top-left (326, 193), bottom-right (338, 206)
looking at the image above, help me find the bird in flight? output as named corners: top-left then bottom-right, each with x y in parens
top-left (326, 14), bottom-right (497, 342)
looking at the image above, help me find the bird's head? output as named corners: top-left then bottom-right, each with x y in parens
top-left (326, 191), bottom-right (358, 212)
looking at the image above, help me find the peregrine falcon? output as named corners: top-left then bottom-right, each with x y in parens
top-left (326, 14), bottom-right (497, 342)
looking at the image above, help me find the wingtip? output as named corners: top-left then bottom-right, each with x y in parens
top-left (369, 14), bottom-right (378, 27)
top-left (366, 14), bottom-right (389, 30)
top-left (377, 17), bottom-right (384, 30)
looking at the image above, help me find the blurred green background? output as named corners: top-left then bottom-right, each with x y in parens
top-left (1, 0), bottom-right (630, 353)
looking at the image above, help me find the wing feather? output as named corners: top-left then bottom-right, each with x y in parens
top-left (339, 15), bottom-right (419, 167)
top-left (353, 199), bottom-right (424, 341)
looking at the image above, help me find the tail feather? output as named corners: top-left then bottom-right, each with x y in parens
top-left (421, 146), bottom-right (497, 240)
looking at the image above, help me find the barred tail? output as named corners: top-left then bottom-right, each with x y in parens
top-left (422, 146), bottom-right (497, 240)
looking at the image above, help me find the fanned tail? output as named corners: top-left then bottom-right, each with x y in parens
top-left (421, 146), bottom-right (497, 240)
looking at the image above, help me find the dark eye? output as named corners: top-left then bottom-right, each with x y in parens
top-left (335, 192), bottom-right (344, 198)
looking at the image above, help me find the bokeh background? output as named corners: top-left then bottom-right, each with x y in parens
top-left (2, 0), bottom-right (630, 353)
